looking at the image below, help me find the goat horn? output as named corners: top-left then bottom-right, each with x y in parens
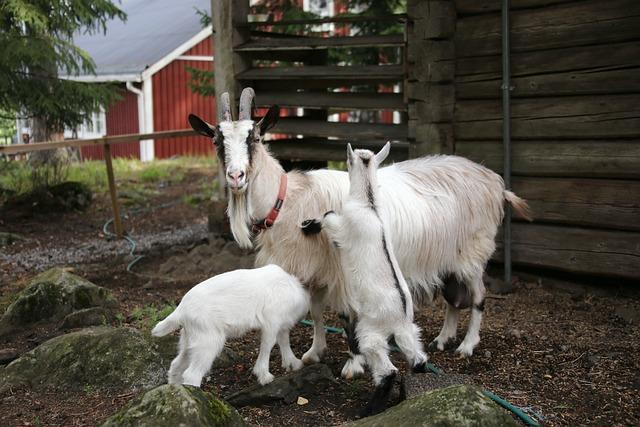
top-left (219, 92), bottom-right (232, 122)
top-left (239, 87), bottom-right (255, 120)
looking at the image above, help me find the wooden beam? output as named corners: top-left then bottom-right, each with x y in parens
top-left (455, 0), bottom-right (576, 14)
top-left (455, 140), bottom-right (640, 179)
top-left (454, 95), bottom-right (640, 140)
top-left (256, 91), bottom-right (406, 111)
top-left (268, 138), bottom-right (408, 162)
top-left (271, 118), bottom-right (407, 140)
top-left (238, 65), bottom-right (403, 81)
top-left (456, 0), bottom-right (640, 57)
top-left (236, 34), bottom-right (404, 51)
top-left (495, 223), bottom-right (640, 280)
top-left (103, 144), bottom-right (123, 238)
top-left (456, 41), bottom-right (640, 99)
top-left (510, 177), bottom-right (640, 231)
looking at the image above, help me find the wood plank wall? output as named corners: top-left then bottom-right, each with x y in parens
top-left (409, 0), bottom-right (640, 281)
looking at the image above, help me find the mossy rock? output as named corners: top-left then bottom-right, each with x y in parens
top-left (346, 385), bottom-right (518, 427)
top-left (101, 384), bottom-right (247, 427)
top-left (0, 268), bottom-right (117, 335)
top-left (0, 326), bottom-right (170, 393)
top-left (1, 181), bottom-right (92, 219)
top-left (60, 307), bottom-right (114, 330)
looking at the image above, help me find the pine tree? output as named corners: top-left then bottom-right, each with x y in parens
top-left (0, 0), bottom-right (126, 142)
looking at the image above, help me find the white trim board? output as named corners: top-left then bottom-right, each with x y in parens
top-left (59, 73), bottom-right (142, 83)
top-left (142, 26), bottom-right (213, 80)
top-left (176, 55), bottom-right (214, 61)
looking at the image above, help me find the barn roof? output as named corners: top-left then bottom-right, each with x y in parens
top-left (65, 0), bottom-right (212, 82)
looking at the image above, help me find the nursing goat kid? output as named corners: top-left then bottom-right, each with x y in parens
top-left (151, 265), bottom-right (309, 387)
top-left (302, 142), bottom-right (429, 415)
top-left (188, 87), bottom-right (531, 379)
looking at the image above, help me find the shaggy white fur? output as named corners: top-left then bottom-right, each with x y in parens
top-left (152, 265), bottom-right (310, 387)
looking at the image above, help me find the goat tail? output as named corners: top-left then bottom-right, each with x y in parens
top-left (151, 310), bottom-right (181, 337)
top-left (504, 190), bottom-right (533, 221)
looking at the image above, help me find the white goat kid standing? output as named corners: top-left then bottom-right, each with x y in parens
top-left (302, 142), bottom-right (429, 415)
top-left (188, 88), bottom-right (531, 379)
top-left (151, 265), bottom-right (309, 387)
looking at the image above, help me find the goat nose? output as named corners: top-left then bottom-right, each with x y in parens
top-left (227, 170), bottom-right (245, 180)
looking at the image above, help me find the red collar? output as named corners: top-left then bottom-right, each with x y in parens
top-left (252, 174), bottom-right (287, 234)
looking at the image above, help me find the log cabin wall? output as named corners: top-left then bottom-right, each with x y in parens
top-left (407, 0), bottom-right (640, 282)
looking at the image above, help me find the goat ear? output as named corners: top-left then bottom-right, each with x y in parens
top-left (347, 143), bottom-right (354, 164)
top-left (374, 141), bottom-right (391, 165)
top-left (257, 105), bottom-right (280, 136)
top-left (188, 114), bottom-right (216, 138)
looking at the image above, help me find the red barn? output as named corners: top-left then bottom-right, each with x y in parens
top-left (64, 0), bottom-right (215, 160)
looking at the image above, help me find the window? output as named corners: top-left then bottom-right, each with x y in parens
top-left (64, 110), bottom-right (106, 139)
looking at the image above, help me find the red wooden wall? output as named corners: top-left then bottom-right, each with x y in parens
top-left (81, 88), bottom-right (140, 160)
top-left (153, 38), bottom-right (216, 158)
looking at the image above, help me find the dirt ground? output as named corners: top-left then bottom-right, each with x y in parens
top-left (1, 169), bottom-right (639, 426)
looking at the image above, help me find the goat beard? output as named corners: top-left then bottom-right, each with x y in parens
top-left (227, 191), bottom-right (253, 249)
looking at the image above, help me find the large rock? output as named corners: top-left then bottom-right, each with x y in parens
top-left (346, 385), bottom-right (518, 427)
top-left (101, 384), bottom-right (247, 427)
top-left (0, 327), bottom-right (169, 392)
top-left (0, 268), bottom-right (117, 335)
top-left (225, 364), bottom-right (336, 407)
top-left (400, 372), bottom-right (474, 400)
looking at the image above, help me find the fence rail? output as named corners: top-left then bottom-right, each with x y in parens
top-left (0, 129), bottom-right (203, 238)
top-left (0, 129), bottom-right (197, 155)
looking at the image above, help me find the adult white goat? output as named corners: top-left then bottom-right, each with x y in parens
top-left (188, 87), bottom-right (531, 378)
top-left (302, 142), bottom-right (430, 415)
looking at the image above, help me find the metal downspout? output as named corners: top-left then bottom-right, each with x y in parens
top-left (501, 0), bottom-right (513, 287)
top-left (125, 81), bottom-right (145, 159)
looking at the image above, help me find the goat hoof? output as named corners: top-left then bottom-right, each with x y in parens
top-left (256, 372), bottom-right (275, 385)
top-left (301, 348), bottom-right (324, 364)
top-left (284, 358), bottom-right (304, 372)
top-left (455, 344), bottom-right (474, 359)
top-left (341, 358), bottom-right (365, 380)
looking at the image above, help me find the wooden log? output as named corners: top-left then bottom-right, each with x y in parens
top-left (458, 67), bottom-right (640, 99)
top-left (454, 95), bottom-right (640, 140)
top-left (455, 0), bottom-right (640, 57)
top-left (255, 91), bottom-right (406, 111)
top-left (271, 118), bottom-right (408, 140)
top-left (103, 144), bottom-right (123, 238)
top-left (235, 34), bottom-right (404, 51)
top-left (455, 140), bottom-right (640, 179)
top-left (456, 41), bottom-right (640, 98)
top-left (409, 1), bottom-right (456, 40)
top-left (494, 223), bottom-right (640, 280)
top-left (268, 138), bottom-right (409, 162)
top-left (455, 0), bottom-right (576, 14)
top-left (510, 177), bottom-right (640, 231)
top-left (237, 65), bottom-right (403, 80)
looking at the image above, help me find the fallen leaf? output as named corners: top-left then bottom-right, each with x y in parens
top-left (297, 396), bottom-right (309, 405)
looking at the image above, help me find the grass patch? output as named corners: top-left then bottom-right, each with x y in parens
top-left (129, 303), bottom-right (177, 331)
top-left (1, 156), bottom-right (217, 198)
top-left (183, 178), bottom-right (219, 206)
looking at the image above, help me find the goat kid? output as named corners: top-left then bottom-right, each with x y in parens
top-left (152, 265), bottom-right (309, 387)
top-left (301, 142), bottom-right (429, 415)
